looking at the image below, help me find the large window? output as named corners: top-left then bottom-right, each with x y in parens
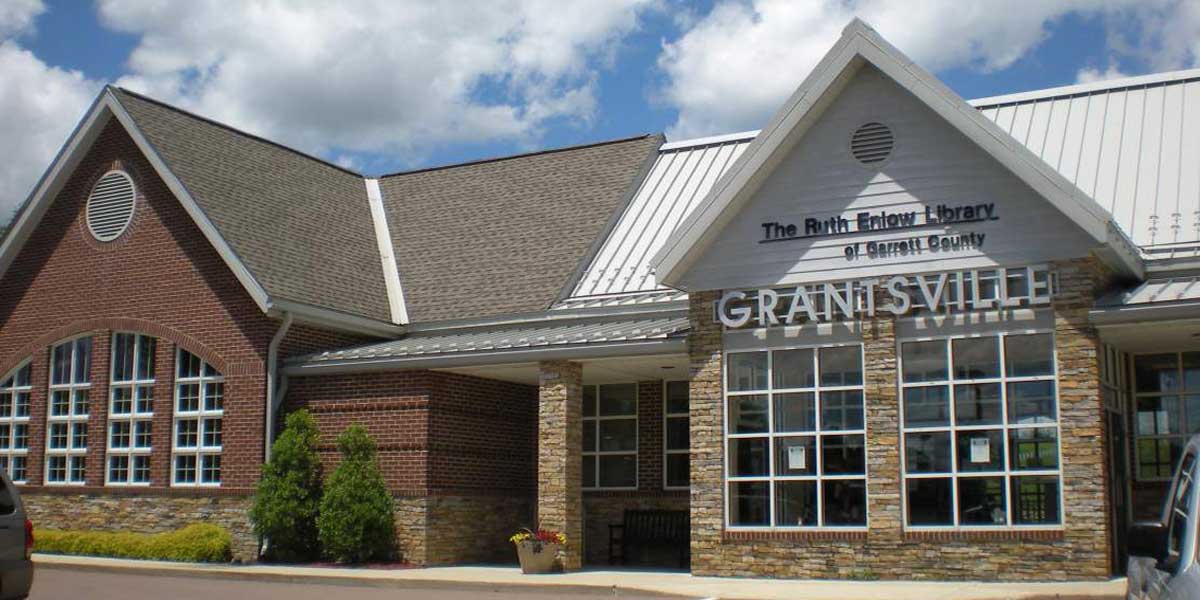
top-left (724, 345), bottom-right (866, 529)
top-left (582, 384), bottom-right (637, 490)
top-left (173, 349), bottom-right (223, 486)
top-left (900, 332), bottom-right (1062, 528)
top-left (107, 333), bottom-right (155, 485)
top-left (0, 363), bottom-right (31, 483)
top-left (1133, 352), bottom-right (1200, 481)
top-left (46, 337), bottom-right (92, 485)
top-left (664, 381), bottom-right (689, 489)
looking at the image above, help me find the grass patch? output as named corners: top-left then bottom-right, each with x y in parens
top-left (36, 523), bottom-right (231, 562)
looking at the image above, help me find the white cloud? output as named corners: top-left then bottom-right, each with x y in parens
top-left (655, 0), bottom-right (1200, 140)
top-left (0, 0), bottom-right (43, 39)
top-left (98, 0), bottom-right (655, 167)
top-left (0, 1), bottom-right (101, 220)
top-left (1077, 62), bottom-right (1131, 84)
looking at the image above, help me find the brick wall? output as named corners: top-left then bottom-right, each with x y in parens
top-left (283, 369), bottom-right (537, 564)
top-left (0, 119), bottom-right (285, 495)
top-left (685, 259), bottom-right (1117, 581)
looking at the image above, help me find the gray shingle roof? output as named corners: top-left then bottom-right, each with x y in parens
top-left (112, 88), bottom-right (392, 322)
top-left (379, 134), bottom-right (663, 324)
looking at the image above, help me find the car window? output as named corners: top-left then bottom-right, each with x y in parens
top-left (0, 479), bottom-right (15, 516)
top-left (1168, 452), bottom-right (1196, 566)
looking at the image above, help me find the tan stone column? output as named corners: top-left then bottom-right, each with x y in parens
top-left (687, 291), bottom-right (723, 574)
top-left (863, 314), bottom-right (902, 538)
top-left (537, 360), bottom-right (583, 570)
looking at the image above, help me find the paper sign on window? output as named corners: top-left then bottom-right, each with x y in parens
top-left (788, 445), bottom-right (806, 470)
top-left (970, 437), bottom-right (990, 463)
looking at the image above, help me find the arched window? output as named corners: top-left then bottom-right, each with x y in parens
top-left (46, 337), bottom-right (92, 485)
top-left (107, 333), bottom-right (155, 485)
top-left (0, 362), bottom-right (32, 483)
top-left (172, 349), bottom-right (222, 486)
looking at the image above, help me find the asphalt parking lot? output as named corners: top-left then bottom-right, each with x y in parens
top-left (30, 567), bottom-right (681, 599)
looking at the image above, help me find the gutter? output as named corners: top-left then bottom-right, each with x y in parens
top-left (264, 312), bottom-right (294, 462)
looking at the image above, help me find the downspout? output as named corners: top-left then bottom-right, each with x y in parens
top-left (264, 312), bottom-right (294, 462)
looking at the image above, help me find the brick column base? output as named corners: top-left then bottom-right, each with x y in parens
top-left (537, 360), bottom-right (583, 570)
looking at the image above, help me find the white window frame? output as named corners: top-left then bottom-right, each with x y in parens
top-left (171, 349), bottom-right (223, 487)
top-left (45, 336), bottom-right (91, 486)
top-left (663, 380), bottom-right (689, 491)
top-left (723, 342), bottom-right (868, 531)
top-left (1131, 351), bottom-right (1200, 482)
top-left (898, 329), bottom-right (1064, 531)
top-left (582, 383), bottom-right (638, 491)
top-left (0, 362), bottom-right (32, 484)
top-left (106, 333), bottom-right (155, 486)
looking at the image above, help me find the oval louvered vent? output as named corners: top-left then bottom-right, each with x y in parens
top-left (86, 171), bottom-right (136, 242)
top-left (850, 122), bottom-right (893, 166)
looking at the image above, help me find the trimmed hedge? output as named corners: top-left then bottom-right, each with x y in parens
top-left (35, 523), bottom-right (231, 562)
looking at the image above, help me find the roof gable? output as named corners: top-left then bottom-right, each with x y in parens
top-left (651, 19), bottom-right (1141, 288)
top-left (0, 87), bottom-right (400, 337)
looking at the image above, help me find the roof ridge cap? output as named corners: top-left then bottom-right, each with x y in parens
top-left (110, 86), bottom-right (364, 178)
top-left (377, 133), bottom-right (663, 178)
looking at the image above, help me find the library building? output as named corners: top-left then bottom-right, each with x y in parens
top-left (1, 19), bottom-right (1198, 580)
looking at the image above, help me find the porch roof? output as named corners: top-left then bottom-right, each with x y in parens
top-left (284, 315), bottom-right (690, 374)
top-left (1092, 276), bottom-right (1200, 325)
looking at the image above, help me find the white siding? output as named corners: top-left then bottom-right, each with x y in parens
top-left (673, 66), bottom-right (1095, 292)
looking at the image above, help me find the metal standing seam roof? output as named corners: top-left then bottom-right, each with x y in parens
top-left (567, 70), bottom-right (1200, 306)
top-left (1097, 276), bottom-right (1200, 308)
top-left (298, 315), bottom-right (690, 363)
top-left (972, 69), bottom-right (1200, 254)
top-left (568, 131), bottom-right (756, 298)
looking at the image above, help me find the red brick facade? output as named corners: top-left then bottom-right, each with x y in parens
top-left (0, 119), bottom-right (283, 492)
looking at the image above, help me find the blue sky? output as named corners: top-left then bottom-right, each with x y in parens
top-left (0, 0), bottom-right (1196, 220)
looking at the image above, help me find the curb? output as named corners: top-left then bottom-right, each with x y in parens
top-left (33, 556), bottom-right (693, 598)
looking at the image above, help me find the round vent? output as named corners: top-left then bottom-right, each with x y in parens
top-left (850, 122), bottom-right (894, 166)
top-left (86, 171), bottom-right (136, 242)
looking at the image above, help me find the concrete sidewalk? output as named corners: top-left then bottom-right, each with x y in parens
top-left (32, 553), bottom-right (1125, 600)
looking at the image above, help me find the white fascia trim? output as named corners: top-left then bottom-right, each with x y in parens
top-left (104, 90), bottom-right (272, 313)
top-left (661, 130), bottom-right (760, 151)
top-left (364, 178), bottom-right (409, 325)
top-left (402, 302), bottom-right (687, 334)
top-left (970, 67), bottom-right (1200, 108)
top-left (0, 93), bottom-right (110, 281)
top-left (269, 299), bottom-right (401, 338)
top-left (649, 18), bottom-right (1119, 287)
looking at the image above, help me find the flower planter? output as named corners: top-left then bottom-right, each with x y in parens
top-left (514, 540), bottom-right (561, 574)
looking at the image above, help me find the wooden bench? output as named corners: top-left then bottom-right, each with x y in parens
top-left (608, 509), bottom-right (689, 568)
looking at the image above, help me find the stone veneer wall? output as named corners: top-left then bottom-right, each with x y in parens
top-left (686, 258), bottom-right (1116, 581)
top-left (24, 492), bottom-right (257, 562)
top-left (393, 494), bottom-right (532, 565)
top-left (536, 361), bottom-right (584, 569)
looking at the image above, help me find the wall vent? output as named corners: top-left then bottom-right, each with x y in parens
top-left (86, 171), bottom-right (136, 242)
top-left (850, 122), bottom-right (893, 166)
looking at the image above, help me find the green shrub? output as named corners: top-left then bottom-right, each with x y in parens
top-left (251, 409), bottom-right (323, 562)
top-left (317, 424), bottom-right (395, 563)
top-left (36, 523), bottom-right (231, 562)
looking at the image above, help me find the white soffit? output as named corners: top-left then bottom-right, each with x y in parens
top-left (649, 18), bottom-right (1123, 288)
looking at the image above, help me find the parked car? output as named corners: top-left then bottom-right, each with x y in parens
top-left (1127, 435), bottom-right (1200, 599)
top-left (0, 470), bottom-right (32, 600)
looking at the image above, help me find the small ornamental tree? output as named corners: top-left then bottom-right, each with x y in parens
top-left (317, 424), bottom-right (395, 563)
top-left (249, 409), bottom-right (323, 562)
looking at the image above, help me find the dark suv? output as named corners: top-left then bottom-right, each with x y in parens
top-left (0, 472), bottom-right (32, 599)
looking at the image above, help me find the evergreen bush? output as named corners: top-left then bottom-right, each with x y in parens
top-left (317, 424), bottom-right (395, 563)
top-left (250, 409), bottom-right (324, 562)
